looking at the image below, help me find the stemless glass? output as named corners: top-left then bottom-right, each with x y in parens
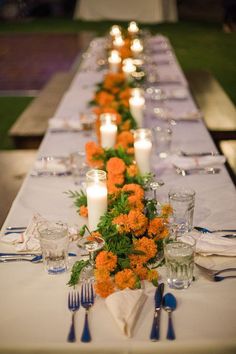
top-left (164, 235), bottom-right (196, 289)
top-left (38, 221), bottom-right (69, 275)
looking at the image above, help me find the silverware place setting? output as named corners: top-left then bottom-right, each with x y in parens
top-left (150, 283), bottom-right (164, 341)
top-left (67, 291), bottom-right (80, 342)
top-left (180, 151), bottom-right (219, 157)
top-left (80, 281), bottom-right (95, 343)
top-left (196, 264), bottom-right (236, 282)
top-left (162, 293), bottom-right (177, 340)
top-left (194, 226), bottom-right (236, 238)
top-left (174, 165), bottom-right (221, 176)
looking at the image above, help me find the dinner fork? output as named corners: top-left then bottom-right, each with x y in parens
top-left (80, 281), bottom-right (95, 342)
top-left (67, 291), bottom-right (80, 342)
top-left (196, 264), bottom-right (236, 282)
top-left (174, 165), bottom-right (221, 176)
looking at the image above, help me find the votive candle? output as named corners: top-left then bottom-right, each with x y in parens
top-left (108, 50), bottom-right (121, 73)
top-left (129, 94), bottom-right (145, 127)
top-left (86, 170), bottom-right (107, 231)
top-left (134, 129), bottom-right (152, 174)
top-left (100, 113), bottom-right (117, 148)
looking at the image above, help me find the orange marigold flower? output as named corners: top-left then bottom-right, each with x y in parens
top-left (127, 147), bottom-right (135, 155)
top-left (95, 250), bottom-right (117, 272)
top-left (114, 269), bottom-right (137, 290)
top-left (107, 180), bottom-right (121, 195)
top-left (127, 164), bottom-right (138, 177)
top-left (79, 205), bottom-right (88, 217)
top-left (94, 268), bottom-right (110, 282)
top-left (106, 157), bottom-right (126, 175)
top-left (122, 183), bottom-right (144, 200)
top-left (161, 204), bottom-right (173, 217)
top-left (148, 217), bottom-right (169, 240)
top-left (95, 279), bottom-right (115, 298)
top-left (127, 209), bottom-right (148, 236)
top-left (95, 91), bottom-right (114, 107)
top-left (108, 173), bottom-right (124, 186)
top-left (130, 237), bottom-right (157, 263)
top-left (132, 264), bottom-right (148, 280)
top-left (119, 87), bottom-right (131, 100)
top-left (117, 131), bottom-right (134, 148)
top-left (112, 214), bottom-right (130, 234)
top-left (147, 269), bottom-right (159, 282)
top-left (85, 141), bottom-right (104, 168)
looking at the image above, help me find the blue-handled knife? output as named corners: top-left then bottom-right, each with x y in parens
top-left (150, 283), bottom-right (165, 341)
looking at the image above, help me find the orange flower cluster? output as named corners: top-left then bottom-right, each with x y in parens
top-left (85, 141), bottom-right (104, 168)
top-left (94, 250), bottom-right (118, 298)
top-left (122, 183), bottom-right (144, 209)
top-left (116, 131), bottom-right (134, 151)
top-left (106, 157), bottom-right (126, 195)
top-left (148, 217), bottom-right (169, 240)
top-left (79, 205), bottom-right (88, 217)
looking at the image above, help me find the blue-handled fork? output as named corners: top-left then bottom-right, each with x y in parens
top-left (67, 291), bottom-right (80, 342)
top-left (80, 281), bottom-right (95, 343)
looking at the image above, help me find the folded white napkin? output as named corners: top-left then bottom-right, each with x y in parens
top-left (181, 232), bottom-right (236, 257)
top-left (34, 157), bottom-right (68, 173)
top-left (1, 214), bottom-right (43, 252)
top-left (49, 116), bottom-right (82, 131)
top-left (169, 154), bottom-right (226, 169)
top-left (105, 288), bottom-right (147, 337)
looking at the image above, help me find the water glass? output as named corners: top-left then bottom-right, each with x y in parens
top-left (164, 235), bottom-right (195, 289)
top-left (152, 124), bottom-right (172, 158)
top-left (70, 151), bottom-right (88, 185)
top-left (168, 186), bottom-right (195, 234)
top-left (38, 221), bottom-right (69, 275)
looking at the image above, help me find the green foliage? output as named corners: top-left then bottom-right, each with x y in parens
top-left (145, 199), bottom-right (158, 220)
top-left (67, 260), bottom-right (90, 287)
top-left (103, 146), bottom-right (133, 166)
top-left (65, 190), bottom-right (87, 211)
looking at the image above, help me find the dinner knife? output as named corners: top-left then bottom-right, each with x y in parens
top-left (150, 283), bottom-right (165, 341)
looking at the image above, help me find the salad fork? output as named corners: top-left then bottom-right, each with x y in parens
top-left (67, 291), bottom-right (80, 342)
top-left (80, 281), bottom-right (95, 342)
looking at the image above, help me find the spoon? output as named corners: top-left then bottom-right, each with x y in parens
top-left (162, 293), bottom-right (177, 340)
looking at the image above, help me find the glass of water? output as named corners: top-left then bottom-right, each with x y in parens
top-left (152, 124), bottom-right (172, 158)
top-left (168, 186), bottom-right (195, 235)
top-left (38, 221), bottom-right (69, 275)
top-left (70, 151), bottom-right (88, 186)
top-left (164, 235), bottom-right (195, 289)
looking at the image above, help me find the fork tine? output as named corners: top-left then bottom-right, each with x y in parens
top-left (90, 282), bottom-right (94, 303)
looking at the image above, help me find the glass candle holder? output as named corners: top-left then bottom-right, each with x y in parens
top-left (131, 39), bottom-right (143, 57)
top-left (122, 58), bottom-right (136, 81)
top-left (129, 94), bottom-right (145, 127)
top-left (134, 129), bottom-right (152, 175)
top-left (110, 25), bottom-right (121, 38)
top-left (86, 169), bottom-right (107, 231)
top-left (108, 50), bottom-right (121, 73)
top-left (100, 113), bottom-right (118, 149)
top-left (128, 21), bottom-right (139, 36)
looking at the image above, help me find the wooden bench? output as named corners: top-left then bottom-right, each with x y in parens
top-left (0, 150), bottom-right (37, 228)
top-left (186, 69), bottom-right (236, 141)
top-left (186, 69), bottom-right (236, 183)
top-left (9, 71), bottom-right (74, 149)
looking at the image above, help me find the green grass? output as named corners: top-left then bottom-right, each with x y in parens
top-left (0, 19), bottom-right (235, 150)
top-left (0, 97), bottom-right (33, 149)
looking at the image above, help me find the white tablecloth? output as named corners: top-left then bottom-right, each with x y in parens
top-left (0, 36), bottom-right (236, 354)
top-left (74, 0), bottom-right (178, 23)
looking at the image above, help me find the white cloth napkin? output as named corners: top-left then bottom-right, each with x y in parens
top-left (105, 288), bottom-right (147, 337)
top-left (181, 232), bottom-right (236, 257)
top-left (1, 214), bottom-right (43, 252)
top-left (49, 115), bottom-right (82, 131)
top-left (169, 154), bottom-right (226, 169)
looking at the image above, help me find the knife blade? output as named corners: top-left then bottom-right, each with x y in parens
top-left (150, 283), bottom-right (165, 341)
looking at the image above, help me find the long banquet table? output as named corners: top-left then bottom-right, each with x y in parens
top-left (0, 35), bottom-right (236, 354)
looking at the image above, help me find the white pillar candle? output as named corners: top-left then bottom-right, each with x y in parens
top-left (108, 50), bottom-right (121, 73)
top-left (128, 21), bottom-right (139, 35)
top-left (110, 25), bottom-right (121, 37)
top-left (122, 58), bottom-right (136, 80)
top-left (131, 39), bottom-right (143, 57)
top-left (134, 129), bottom-right (152, 174)
top-left (129, 95), bottom-right (145, 127)
top-left (86, 170), bottom-right (107, 231)
top-left (100, 113), bottom-right (118, 148)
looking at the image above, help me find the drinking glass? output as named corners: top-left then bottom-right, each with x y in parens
top-left (168, 186), bottom-right (195, 235)
top-left (38, 221), bottom-right (69, 275)
top-left (152, 124), bottom-right (172, 158)
top-left (70, 151), bottom-right (88, 186)
top-left (164, 235), bottom-right (195, 289)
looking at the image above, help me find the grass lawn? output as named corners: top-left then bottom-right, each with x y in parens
top-left (0, 97), bottom-right (33, 149)
top-left (0, 19), bottom-right (235, 150)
